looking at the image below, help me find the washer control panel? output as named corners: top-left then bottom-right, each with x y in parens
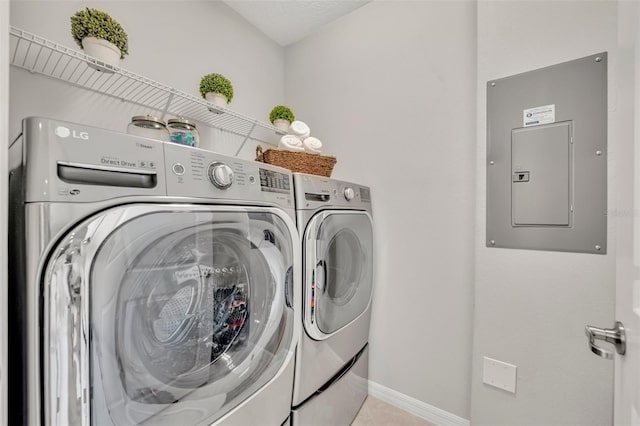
top-left (163, 142), bottom-right (293, 209)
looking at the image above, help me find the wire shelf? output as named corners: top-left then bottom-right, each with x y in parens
top-left (9, 27), bottom-right (285, 152)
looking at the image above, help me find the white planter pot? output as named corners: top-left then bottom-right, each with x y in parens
top-left (205, 92), bottom-right (229, 108)
top-left (82, 37), bottom-right (121, 66)
top-left (273, 119), bottom-right (290, 131)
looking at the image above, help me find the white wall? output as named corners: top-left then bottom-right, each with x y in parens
top-left (285, 1), bottom-right (477, 419)
top-left (0, 1), bottom-right (9, 425)
top-left (471, 2), bottom-right (618, 424)
top-left (9, 1), bottom-right (285, 159)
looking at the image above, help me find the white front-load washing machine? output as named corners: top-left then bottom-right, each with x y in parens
top-left (291, 173), bottom-right (374, 426)
top-left (8, 117), bottom-right (300, 426)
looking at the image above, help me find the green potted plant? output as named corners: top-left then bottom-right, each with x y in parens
top-left (269, 105), bottom-right (295, 131)
top-left (71, 7), bottom-right (129, 66)
top-left (200, 73), bottom-right (234, 108)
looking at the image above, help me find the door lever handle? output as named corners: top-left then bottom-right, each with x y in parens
top-left (585, 321), bottom-right (626, 359)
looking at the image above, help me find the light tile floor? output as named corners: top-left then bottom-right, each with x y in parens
top-left (352, 396), bottom-right (435, 426)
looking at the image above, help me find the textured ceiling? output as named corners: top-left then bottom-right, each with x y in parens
top-left (223, 1), bottom-right (371, 46)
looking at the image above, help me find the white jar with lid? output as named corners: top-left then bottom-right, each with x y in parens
top-left (167, 117), bottom-right (200, 147)
top-left (127, 115), bottom-right (170, 141)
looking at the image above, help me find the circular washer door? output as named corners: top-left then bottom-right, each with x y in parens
top-left (44, 205), bottom-right (295, 426)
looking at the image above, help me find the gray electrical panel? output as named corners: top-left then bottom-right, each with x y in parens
top-left (486, 53), bottom-right (607, 254)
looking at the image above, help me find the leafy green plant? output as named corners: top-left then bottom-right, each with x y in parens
top-left (199, 73), bottom-right (234, 103)
top-left (269, 105), bottom-right (295, 124)
top-left (71, 8), bottom-right (129, 59)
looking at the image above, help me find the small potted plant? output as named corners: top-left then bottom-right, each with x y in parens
top-left (269, 105), bottom-right (295, 131)
top-left (200, 73), bottom-right (234, 108)
top-left (71, 7), bottom-right (129, 66)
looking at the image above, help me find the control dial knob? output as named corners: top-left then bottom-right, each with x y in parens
top-left (207, 162), bottom-right (234, 189)
top-left (344, 187), bottom-right (355, 201)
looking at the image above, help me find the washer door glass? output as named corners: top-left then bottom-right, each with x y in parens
top-left (311, 212), bottom-right (373, 335)
top-left (46, 206), bottom-right (294, 426)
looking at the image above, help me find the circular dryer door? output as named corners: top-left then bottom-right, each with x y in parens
top-left (304, 211), bottom-right (373, 338)
top-left (43, 205), bottom-right (296, 426)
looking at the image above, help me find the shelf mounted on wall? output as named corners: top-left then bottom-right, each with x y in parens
top-left (9, 26), bottom-right (284, 154)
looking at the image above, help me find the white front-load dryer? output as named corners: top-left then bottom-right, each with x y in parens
top-left (291, 173), bottom-right (374, 426)
top-left (8, 117), bottom-right (300, 426)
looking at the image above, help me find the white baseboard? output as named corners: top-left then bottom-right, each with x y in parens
top-left (367, 381), bottom-right (470, 426)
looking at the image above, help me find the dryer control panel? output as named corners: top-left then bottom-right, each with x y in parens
top-left (292, 173), bottom-right (372, 212)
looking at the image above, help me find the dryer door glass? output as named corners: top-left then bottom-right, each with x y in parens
top-left (43, 206), bottom-right (295, 426)
top-left (312, 212), bottom-right (373, 335)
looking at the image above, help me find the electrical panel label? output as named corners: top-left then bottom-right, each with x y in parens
top-left (523, 104), bottom-right (555, 127)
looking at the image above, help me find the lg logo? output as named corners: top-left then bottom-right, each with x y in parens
top-left (55, 126), bottom-right (89, 140)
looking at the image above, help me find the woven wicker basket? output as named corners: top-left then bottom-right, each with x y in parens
top-left (256, 145), bottom-right (337, 177)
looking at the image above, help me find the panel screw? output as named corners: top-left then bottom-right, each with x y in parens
top-left (595, 245), bottom-right (602, 251)
top-left (490, 82), bottom-right (496, 87)
top-left (490, 240), bottom-right (496, 246)
top-left (595, 57), bottom-right (602, 62)
top-left (489, 160), bottom-right (495, 165)
top-left (596, 150), bottom-right (603, 156)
